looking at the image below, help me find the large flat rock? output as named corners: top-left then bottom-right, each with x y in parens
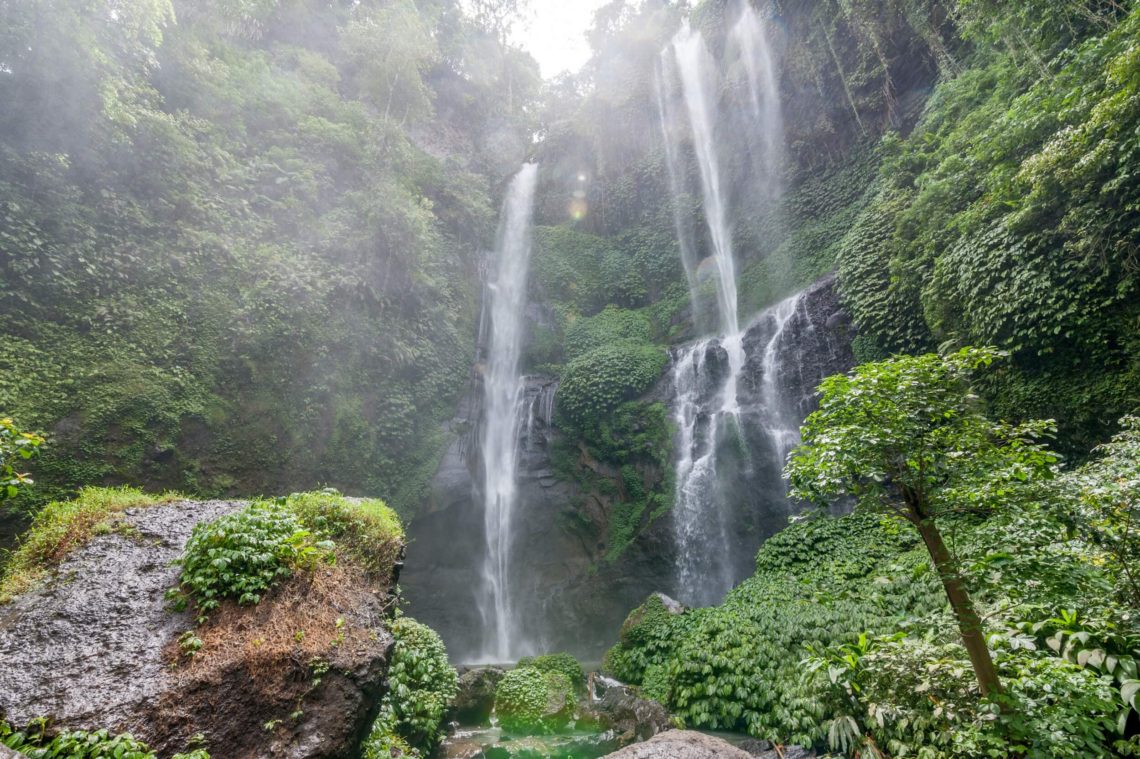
top-left (602, 730), bottom-right (754, 758)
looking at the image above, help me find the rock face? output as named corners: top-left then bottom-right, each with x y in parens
top-left (401, 275), bottom-right (854, 661)
top-left (0, 500), bottom-right (394, 758)
top-left (601, 730), bottom-right (754, 759)
top-left (451, 667), bottom-right (506, 724)
top-left (582, 682), bottom-right (671, 747)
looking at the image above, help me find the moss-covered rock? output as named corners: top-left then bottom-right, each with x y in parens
top-left (493, 666), bottom-right (577, 734)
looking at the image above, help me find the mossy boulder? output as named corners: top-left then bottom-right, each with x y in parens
top-left (493, 667), bottom-right (577, 734)
top-left (515, 652), bottom-right (585, 689)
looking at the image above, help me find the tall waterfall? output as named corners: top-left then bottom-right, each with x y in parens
top-left (659, 3), bottom-right (787, 606)
top-left (478, 163), bottom-right (539, 661)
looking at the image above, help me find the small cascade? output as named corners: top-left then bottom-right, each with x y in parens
top-left (757, 294), bottom-right (803, 465)
top-left (671, 338), bottom-right (737, 605)
top-left (658, 3), bottom-right (788, 606)
top-left (477, 163), bottom-right (539, 662)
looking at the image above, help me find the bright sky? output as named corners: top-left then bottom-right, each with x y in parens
top-left (510, 0), bottom-right (612, 79)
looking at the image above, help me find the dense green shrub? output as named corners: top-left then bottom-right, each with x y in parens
top-left (836, 8), bottom-right (1140, 453)
top-left (173, 502), bottom-right (332, 618)
top-left (365, 616), bottom-right (458, 753)
top-left (557, 344), bottom-right (667, 431)
top-left (531, 226), bottom-right (649, 314)
top-left (515, 652), bottom-right (585, 689)
top-left (493, 666), bottom-right (576, 734)
top-left (603, 593), bottom-right (685, 685)
top-left (563, 307), bottom-right (653, 361)
top-left (0, 722), bottom-right (208, 759)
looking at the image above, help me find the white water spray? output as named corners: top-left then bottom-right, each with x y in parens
top-left (478, 163), bottom-right (539, 661)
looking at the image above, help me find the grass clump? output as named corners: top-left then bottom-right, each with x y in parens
top-left (281, 489), bottom-right (404, 577)
top-left (0, 486), bottom-right (181, 602)
top-left (171, 490), bottom-right (403, 622)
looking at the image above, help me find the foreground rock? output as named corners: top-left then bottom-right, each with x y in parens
top-left (451, 667), bottom-right (506, 724)
top-left (0, 499), bottom-right (395, 758)
top-left (582, 678), bottom-right (671, 747)
top-left (602, 730), bottom-right (754, 758)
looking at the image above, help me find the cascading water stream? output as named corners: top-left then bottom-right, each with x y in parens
top-left (477, 163), bottom-right (539, 662)
top-left (730, 4), bottom-right (783, 186)
top-left (659, 3), bottom-right (786, 605)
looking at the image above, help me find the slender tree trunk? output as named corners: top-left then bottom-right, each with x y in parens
top-left (915, 518), bottom-right (1003, 698)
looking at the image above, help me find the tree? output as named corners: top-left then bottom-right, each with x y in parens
top-left (0, 417), bottom-right (44, 499)
top-left (785, 347), bottom-right (1059, 699)
top-left (463, 0), bottom-right (530, 43)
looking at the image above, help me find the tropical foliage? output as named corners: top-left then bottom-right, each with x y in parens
top-left (363, 616), bottom-right (458, 756)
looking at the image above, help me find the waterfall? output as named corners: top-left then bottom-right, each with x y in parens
top-left (477, 162), bottom-right (539, 662)
top-left (658, 3), bottom-right (787, 606)
top-left (670, 21), bottom-right (741, 345)
top-left (758, 294), bottom-right (804, 465)
top-left (670, 338), bottom-right (736, 605)
top-left (730, 3), bottom-right (783, 189)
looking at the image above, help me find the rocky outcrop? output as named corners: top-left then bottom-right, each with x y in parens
top-left (601, 730), bottom-right (753, 758)
top-left (451, 667), bottom-right (506, 724)
top-left (581, 681), bottom-right (671, 747)
top-left (402, 275), bottom-right (854, 662)
top-left (0, 500), bottom-right (395, 758)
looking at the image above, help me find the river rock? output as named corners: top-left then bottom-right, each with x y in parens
top-left (736, 738), bottom-right (773, 755)
top-left (581, 680), bottom-right (671, 747)
top-left (0, 499), bottom-right (395, 758)
top-left (601, 730), bottom-right (754, 758)
top-left (452, 666), bottom-right (506, 724)
top-left (753, 748), bottom-right (814, 759)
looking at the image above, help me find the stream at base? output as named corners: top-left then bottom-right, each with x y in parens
top-left (433, 725), bottom-right (616, 759)
top-left (435, 727), bottom-right (764, 759)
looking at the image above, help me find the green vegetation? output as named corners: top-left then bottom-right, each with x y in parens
top-left (1, 721), bottom-right (207, 759)
top-left (171, 490), bottom-right (404, 620)
top-left (278, 490), bottom-right (404, 578)
top-left (0, 0), bottom-right (537, 515)
top-left (0, 486), bottom-right (180, 602)
top-left (787, 348), bottom-right (1059, 697)
top-left (557, 345), bottom-right (666, 431)
top-left (172, 502), bottom-right (333, 619)
top-left (835, 3), bottom-right (1140, 454)
top-left (0, 417), bottom-right (43, 500)
top-left (492, 666), bottom-right (577, 734)
top-left (605, 349), bottom-right (1140, 756)
top-left (363, 616), bottom-right (458, 757)
top-left (515, 652), bottom-right (585, 689)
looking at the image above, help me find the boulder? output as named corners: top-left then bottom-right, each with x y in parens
top-left (0, 499), bottom-right (396, 758)
top-left (601, 730), bottom-right (753, 758)
top-left (581, 680), bottom-right (671, 747)
top-left (452, 667), bottom-right (506, 724)
top-left (754, 748), bottom-right (814, 759)
top-left (736, 738), bottom-right (773, 755)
